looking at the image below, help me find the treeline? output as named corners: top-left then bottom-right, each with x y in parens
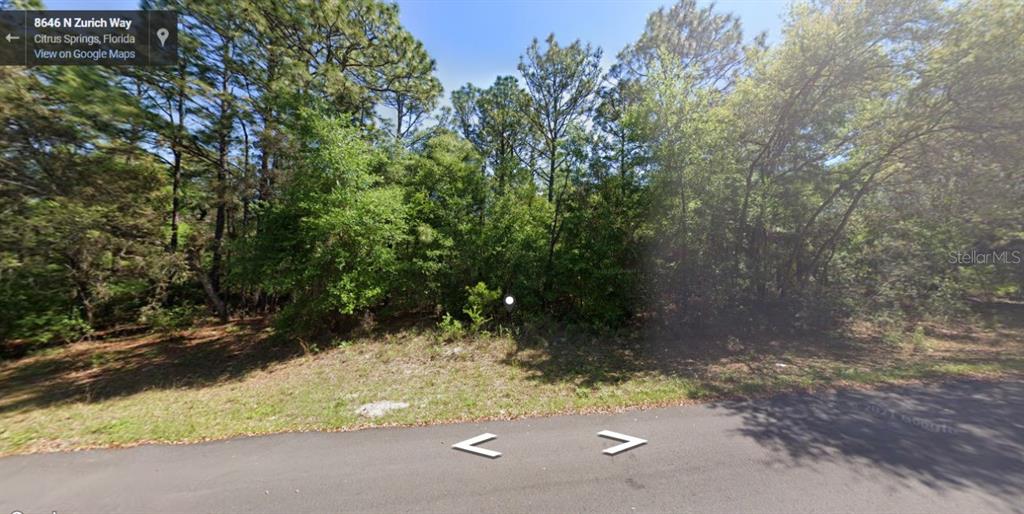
top-left (1, 0), bottom-right (1021, 343)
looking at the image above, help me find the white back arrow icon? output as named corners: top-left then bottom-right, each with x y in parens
top-left (452, 433), bottom-right (502, 458)
top-left (598, 430), bottom-right (647, 455)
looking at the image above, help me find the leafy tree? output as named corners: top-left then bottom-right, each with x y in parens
top-left (612, 0), bottom-right (749, 92)
top-left (0, 66), bottom-right (167, 339)
top-left (445, 83), bottom-right (483, 148)
top-left (518, 35), bottom-right (602, 302)
top-left (518, 34), bottom-right (602, 203)
top-left (232, 112), bottom-right (408, 331)
top-left (3, 0), bottom-right (1021, 343)
top-left (477, 76), bottom-right (533, 193)
top-left (398, 132), bottom-right (488, 312)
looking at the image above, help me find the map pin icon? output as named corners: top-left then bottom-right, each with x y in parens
top-left (156, 27), bottom-right (169, 48)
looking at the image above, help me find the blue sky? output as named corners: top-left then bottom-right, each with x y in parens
top-left (45, 0), bottom-right (790, 96)
top-left (396, 0), bottom-right (789, 95)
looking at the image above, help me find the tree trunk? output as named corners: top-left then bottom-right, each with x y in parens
top-left (189, 248), bottom-right (228, 322)
top-left (169, 73), bottom-right (185, 252)
top-left (170, 149), bottom-right (182, 251)
top-left (212, 136), bottom-right (227, 295)
top-left (211, 39), bottom-right (231, 299)
top-left (547, 140), bottom-right (556, 202)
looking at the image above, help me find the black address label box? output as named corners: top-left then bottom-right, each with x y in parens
top-left (0, 10), bottom-right (177, 66)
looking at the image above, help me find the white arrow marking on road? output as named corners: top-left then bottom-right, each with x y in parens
top-left (452, 433), bottom-right (502, 458)
top-left (6, 33), bottom-right (21, 42)
top-left (598, 430), bottom-right (647, 455)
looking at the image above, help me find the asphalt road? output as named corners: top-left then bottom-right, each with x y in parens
top-left (2, 380), bottom-right (1022, 513)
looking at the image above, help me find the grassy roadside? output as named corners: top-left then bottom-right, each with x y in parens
top-left (1, 304), bottom-right (1022, 456)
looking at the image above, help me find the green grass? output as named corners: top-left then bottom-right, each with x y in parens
top-left (1, 311), bottom-right (1022, 456)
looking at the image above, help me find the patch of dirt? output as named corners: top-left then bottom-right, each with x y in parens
top-left (0, 318), bottom-right (300, 414)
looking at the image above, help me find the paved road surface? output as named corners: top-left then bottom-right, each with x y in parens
top-left (2, 380), bottom-right (1022, 513)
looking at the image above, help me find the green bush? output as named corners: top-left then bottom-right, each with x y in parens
top-left (464, 281), bottom-right (501, 332)
top-left (231, 110), bottom-right (408, 333)
top-left (437, 313), bottom-right (466, 340)
top-left (5, 311), bottom-right (92, 346)
top-left (139, 304), bottom-right (204, 332)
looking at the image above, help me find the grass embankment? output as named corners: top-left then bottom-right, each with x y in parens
top-left (2, 303), bottom-right (1022, 456)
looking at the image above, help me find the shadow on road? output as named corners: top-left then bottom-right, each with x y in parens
top-left (711, 380), bottom-right (1024, 498)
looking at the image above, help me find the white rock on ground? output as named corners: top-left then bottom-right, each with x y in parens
top-left (355, 401), bottom-right (409, 418)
